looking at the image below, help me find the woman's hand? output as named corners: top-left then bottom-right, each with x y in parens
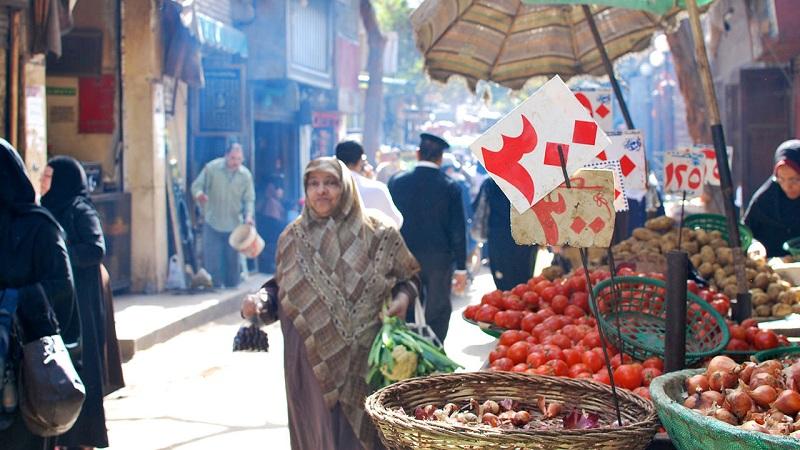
top-left (384, 292), bottom-right (410, 319)
top-left (241, 294), bottom-right (259, 319)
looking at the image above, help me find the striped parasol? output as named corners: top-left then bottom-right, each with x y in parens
top-left (411, 1), bottom-right (663, 91)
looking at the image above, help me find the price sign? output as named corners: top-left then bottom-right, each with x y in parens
top-left (590, 130), bottom-right (647, 193)
top-left (664, 151), bottom-right (706, 195)
top-left (692, 145), bottom-right (733, 186)
top-left (470, 76), bottom-right (611, 214)
top-left (585, 161), bottom-right (628, 212)
top-left (573, 89), bottom-right (613, 132)
top-left (510, 169), bottom-right (616, 247)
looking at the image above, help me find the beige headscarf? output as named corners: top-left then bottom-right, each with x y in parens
top-left (276, 157), bottom-right (419, 448)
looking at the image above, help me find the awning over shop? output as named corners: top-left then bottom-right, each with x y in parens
top-left (194, 12), bottom-right (248, 58)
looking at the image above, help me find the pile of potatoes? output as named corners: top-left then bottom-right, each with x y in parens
top-left (612, 216), bottom-right (800, 317)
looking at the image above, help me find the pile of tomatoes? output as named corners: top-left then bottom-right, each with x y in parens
top-left (725, 318), bottom-right (789, 352)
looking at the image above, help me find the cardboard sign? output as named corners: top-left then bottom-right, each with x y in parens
top-left (470, 76), bottom-right (611, 214)
top-left (585, 161), bottom-right (628, 212)
top-left (692, 145), bottom-right (733, 186)
top-left (510, 169), bottom-right (616, 247)
top-left (574, 89), bottom-right (613, 132)
top-left (592, 130), bottom-right (647, 193)
top-left (664, 151), bottom-right (706, 195)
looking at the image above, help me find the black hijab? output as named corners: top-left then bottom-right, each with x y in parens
top-left (774, 139), bottom-right (800, 173)
top-left (0, 138), bottom-right (37, 214)
top-left (41, 155), bottom-right (90, 216)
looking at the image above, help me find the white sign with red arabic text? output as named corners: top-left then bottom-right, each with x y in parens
top-left (663, 151), bottom-right (706, 195)
top-left (470, 76), bottom-right (611, 214)
top-left (574, 89), bottom-right (613, 132)
top-left (590, 130), bottom-right (647, 193)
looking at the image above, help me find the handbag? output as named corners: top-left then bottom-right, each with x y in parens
top-left (407, 295), bottom-right (443, 348)
top-left (19, 333), bottom-right (85, 436)
top-left (470, 187), bottom-right (489, 243)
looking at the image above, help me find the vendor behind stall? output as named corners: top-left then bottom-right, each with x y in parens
top-left (744, 140), bottom-right (800, 257)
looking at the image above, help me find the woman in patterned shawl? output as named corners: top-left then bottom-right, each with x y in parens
top-left (242, 157), bottom-right (420, 449)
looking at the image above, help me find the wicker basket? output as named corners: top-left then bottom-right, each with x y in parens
top-left (684, 214), bottom-right (753, 250)
top-left (650, 369), bottom-right (800, 450)
top-left (591, 276), bottom-right (729, 363)
top-left (365, 371), bottom-right (659, 449)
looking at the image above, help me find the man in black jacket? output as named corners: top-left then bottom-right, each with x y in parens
top-left (388, 133), bottom-right (466, 342)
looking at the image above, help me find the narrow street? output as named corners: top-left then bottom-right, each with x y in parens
top-left (104, 269), bottom-right (501, 449)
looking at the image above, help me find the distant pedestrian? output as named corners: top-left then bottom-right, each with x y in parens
top-left (41, 156), bottom-right (110, 449)
top-left (0, 140), bottom-right (79, 450)
top-left (255, 175), bottom-right (286, 273)
top-left (388, 133), bottom-right (467, 343)
top-left (335, 140), bottom-right (403, 227)
top-left (241, 157), bottom-right (420, 450)
top-left (191, 143), bottom-right (255, 288)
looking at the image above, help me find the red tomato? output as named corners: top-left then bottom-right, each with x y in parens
top-left (541, 286), bottom-right (558, 303)
top-left (568, 363), bottom-right (591, 378)
top-left (527, 352), bottom-right (546, 368)
top-left (512, 283), bottom-right (529, 297)
top-left (481, 290), bottom-right (503, 308)
top-left (582, 350), bottom-right (604, 373)
top-left (633, 386), bottom-right (651, 400)
top-left (568, 276), bottom-right (586, 294)
top-left (729, 325), bottom-right (747, 342)
top-left (525, 335), bottom-right (538, 345)
top-left (549, 334), bottom-right (572, 350)
top-left (475, 305), bottom-right (499, 323)
top-left (570, 292), bottom-right (590, 313)
top-left (507, 341), bottom-right (532, 364)
top-left (505, 310), bottom-right (525, 330)
top-left (536, 308), bottom-right (556, 321)
top-left (489, 345), bottom-right (508, 363)
top-left (499, 330), bottom-right (524, 346)
top-left (611, 353), bottom-right (633, 369)
top-left (614, 364), bottom-right (643, 390)
top-left (754, 330), bottom-right (779, 350)
top-left (546, 359), bottom-right (569, 377)
top-left (561, 348), bottom-right (582, 366)
top-left (575, 372), bottom-right (593, 379)
top-left (564, 304), bottom-right (585, 320)
top-left (534, 280), bottom-right (552, 295)
top-left (534, 365), bottom-right (556, 376)
top-left (561, 324), bottom-right (579, 341)
top-left (520, 312), bottom-right (538, 332)
top-left (491, 357), bottom-right (514, 371)
top-left (745, 326), bottom-right (760, 345)
top-left (512, 363), bottom-right (530, 373)
top-left (522, 291), bottom-right (540, 309)
top-left (593, 370), bottom-right (611, 384)
top-left (581, 331), bottom-right (602, 349)
top-left (726, 338), bottom-right (749, 351)
top-left (551, 295), bottom-right (569, 314)
top-left (502, 294), bottom-right (526, 311)
top-left (464, 304), bottom-right (480, 320)
top-left (542, 345), bottom-right (564, 362)
top-left (494, 311), bottom-right (509, 329)
top-left (641, 368), bottom-right (662, 387)
top-left (741, 318), bottom-right (759, 329)
top-left (686, 280), bottom-right (699, 295)
top-left (641, 357), bottom-right (664, 371)
top-left (710, 298), bottom-right (730, 316)
top-left (542, 315), bottom-right (563, 332)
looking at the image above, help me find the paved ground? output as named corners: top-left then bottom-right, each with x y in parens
top-left (104, 254), bottom-right (554, 449)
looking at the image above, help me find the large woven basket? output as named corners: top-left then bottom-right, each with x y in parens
top-left (365, 371), bottom-right (659, 449)
top-left (650, 369), bottom-right (800, 450)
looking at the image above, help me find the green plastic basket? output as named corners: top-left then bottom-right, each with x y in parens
top-left (782, 237), bottom-right (800, 259)
top-left (591, 277), bottom-right (730, 363)
top-left (754, 345), bottom-right (800, 363)
top-left (650, 369), bottom-right (800, 449)
top-left (684, 213), bottom-right (753, 250)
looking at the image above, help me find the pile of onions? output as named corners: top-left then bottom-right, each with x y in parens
top-left (681, 355), bottom-right (800, 438)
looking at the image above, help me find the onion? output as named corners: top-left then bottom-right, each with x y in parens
top-left (684, 394), bottom-right (701, 409)
top-left (699, 391), bottom-right (725, 410)
top-left (707, 355), bottom-right (738, 376)
top-left (739, 362), bottom-right (756, 385)
top-left (685, 374), bottom-right (710, 394)
top-left (712, 407), bottom-right (739, 425)
top-left (740, 420), bottom-right (768, 433)
top-left (773, 390), bottom-right (800, 415)
top-left (786, 362), bottom-right (800, 393)
top-left (709, 370), bottom-right (738, 391)
top-left (749, 373), bottom-right (781, 390)
top-left (748, 384), bottom-right (779, 408)
top-left (752, 360), bottom-right (783, 380)
top-left (725, 382), bottom-right (755, 419)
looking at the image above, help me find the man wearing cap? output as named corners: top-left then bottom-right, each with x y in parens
top-left (335, 140), bottom-right (404, 228)
top-left (389, 133), bottom-right (467, 342)
top-left (191, 142), bottom-right (255, 288)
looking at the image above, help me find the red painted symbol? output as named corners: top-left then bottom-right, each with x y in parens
top-left (619, 155), bottom-right (636, 177)
top-left (531, 193), bottom-right (567, 244)
top-left (544, 142), bottom-right (570, 166)
top-left (595, 104), bottom-right (610, 118)
top-left (575, 93), bottom-right (593, 117)
top-left (665, 162), bottom-right (674, 187)
top-left (596, 150), bottom-right (608, 161)
top-left (482, 115), bottom-right (539, 204)
top-left (589, 217), bottom-right (606, 234)
top-left (615, 189), bottom-right (621, 199)
top-left (688, 167), bottom-right (702, 190)
top-left (572, 120), bottom-right (597, 146)
top-left (571, 217), bottom-right (586, 234)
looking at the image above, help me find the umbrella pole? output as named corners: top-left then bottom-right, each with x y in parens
top-left (581, 5), bottom-right (634, 130)
top-left (684, 0), bottom-right (751, 321)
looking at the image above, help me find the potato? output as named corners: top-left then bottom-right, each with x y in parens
top-left (696, 262), bottom-right (713, 278)
top-left (716, 247), bottom-right (733, 266)
top-left (541, 265), bottom-right (564, 281)
top-left (767, 284), bottom-right (784, 301)
top-left (709, 230), bottom-right (723, 240)
top-left (633, 227), bottom-right (658, 241)
top-left (755, 304), bottom-right (773, 317)
top-left (647, 238), bottom-right (662, 251)
top-left (645, 216), bottom-right (675, 232)
top-left (772, 303), bottom-right (793, 318)
top-left (723, 275), bottom-right (738, 287)
top-left (710, 238), bottom-right (728, 249)
top-left (695, 229), bottom-right (710, 245)
top-left (723, 284), bottom-right (739, 299)
top-left (660, 240), bottom-right (677, 253)
top-left (714, 269), bottom-right (727, 286)
top-left (752, 293), bottom-right (770, 306)
top-left (778, 291), bottom-right (794, 305)
top-left (690, 254), bottom-right (703, 268)
top-left (680, 241), bottom-right (699, 255)
top-left (793, 303), bottom-right (800, 315)
top-left (723, 265), bottom-right (735, 277)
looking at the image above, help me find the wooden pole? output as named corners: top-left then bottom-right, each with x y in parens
top-left (9, 10), bottom-right (20, 148)
top-left (665, 250), bottom-right (688, 373)
top-left (685, 0), bottom-right (751, 320)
